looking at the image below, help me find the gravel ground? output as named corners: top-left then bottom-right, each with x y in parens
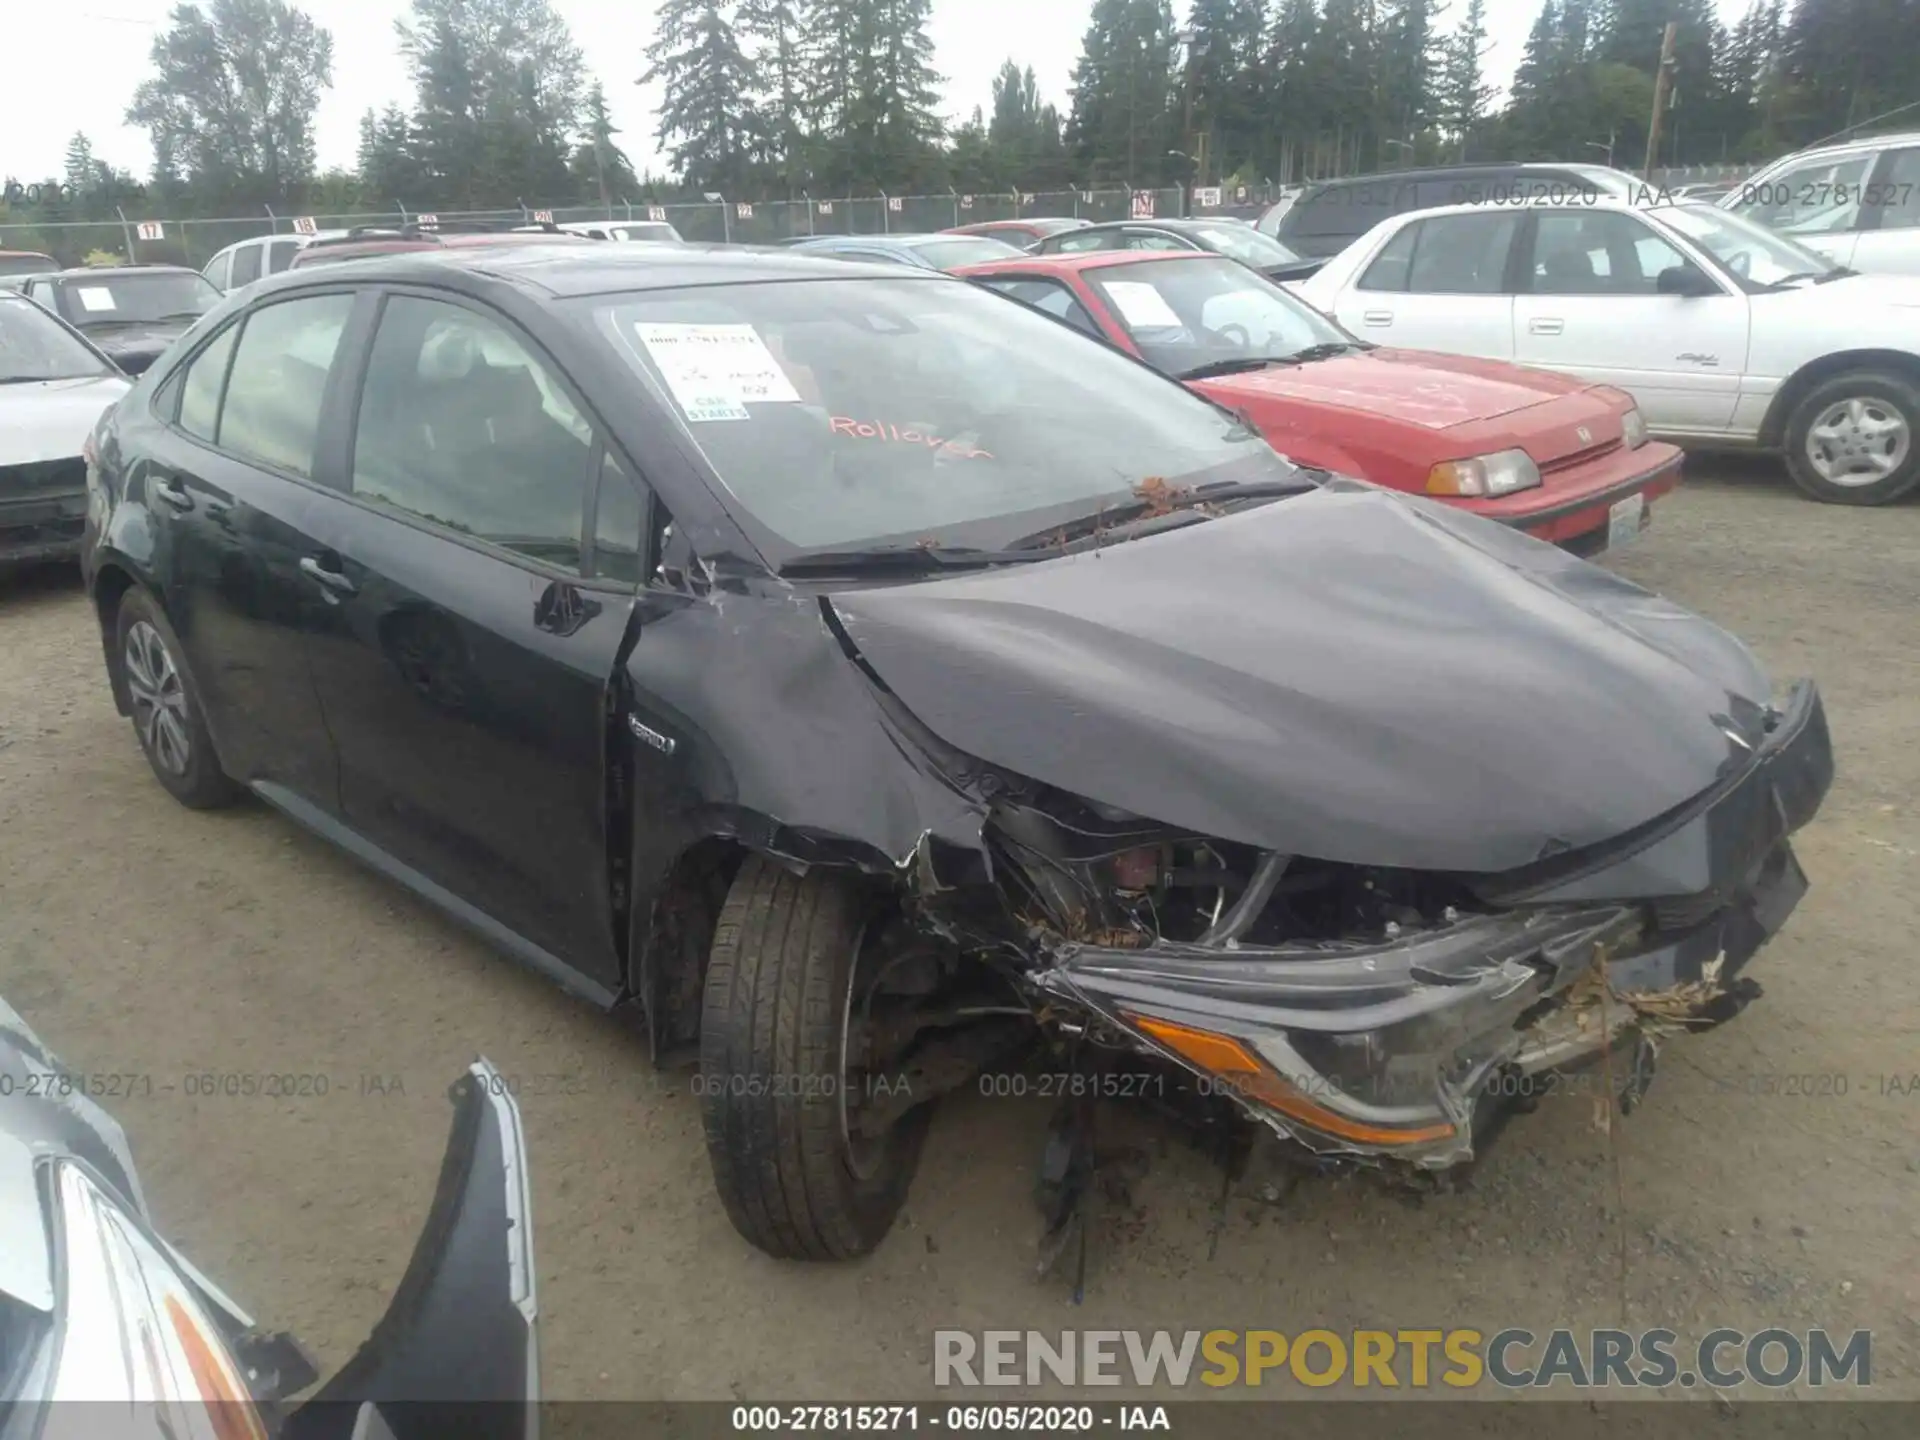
top-left (1, 455), bottom-right (1916, 1402)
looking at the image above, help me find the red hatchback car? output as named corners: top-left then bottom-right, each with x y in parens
top-left (957, 250), bottom-right (1682, 554)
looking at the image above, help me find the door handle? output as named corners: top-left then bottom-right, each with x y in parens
top-left (299, 554), bottom-right (357, 598)
top-left (1361, 309), bottom-right (1394, 326)
top-left (1529, 317), bottom-right (1565, 335)
top-left (152, 475), bottom-right (193, 511)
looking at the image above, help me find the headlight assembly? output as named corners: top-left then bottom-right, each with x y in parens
top-left (1425, 448), bottom-right (1542, 498)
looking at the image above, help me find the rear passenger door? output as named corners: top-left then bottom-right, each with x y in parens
top-left (139, 291), bottom-right (360, 802)
top-left (1330, 210), bottom-right (1520, 360)
top-left (300, 290), bottom-right (646, 994)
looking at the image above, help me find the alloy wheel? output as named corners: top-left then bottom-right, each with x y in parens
top-left (1805, 396), bottom-right (1912, 487)
top-left (124, 620), bottom-right (192, 777)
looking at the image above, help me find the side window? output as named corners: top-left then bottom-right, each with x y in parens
top-left (1734, 152), bottom-right (1873, 235)
top-left (176, 322), bottom-right (240, 442)
top-left (1358, 222), bottom-right (1419, 291)
top-left (1870, 147), bottom-right (1920, 230)
top-left (590, 450), bottom-right (649, 584)
top-left (268, 239), bottom-right (302, 274)
top-left (1406, 212), bottom-right (1520, 294)
top-left (204, 251), bottom-right (233, 291)
top-left (1530, 212), bottom-right (1690, 296)
top-left (230, 242), bottom-right (263, 289)
top-left (351, 295), bottom-right (594, 572)
top-left (1053, 230), bottom-right (1117, 253)
top-left (981, 278), bottom-right (1101, 337)
top-left (218, 294), bottom-right (354, 476)
top-left (1124, 230), bottom-right (1182, 251)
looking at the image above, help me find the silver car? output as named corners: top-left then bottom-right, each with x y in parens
top-left (1722, 131), bottom-right (1920, 275)
top-left (1, 991), bottom-right (539, 1440)
top-left (0, 290), bottom-right (129, 569)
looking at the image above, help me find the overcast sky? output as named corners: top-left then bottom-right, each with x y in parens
top-left (4, 0), bottom-right (1711, 189)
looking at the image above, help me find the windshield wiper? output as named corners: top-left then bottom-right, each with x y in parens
top-left (1010, 475), bottom-right (1316, 552)
top-left (1279, 341), bottom-right (1362, 363)
top-left (1814, 267), bottom-right (1857, 283)
top-left (779, 543), bottom-right (1043, 578)
top-left (152, 310), bottom-right (209, 322)
top-left (1177, 356), bottom-right (1296, 381)
top-left (1762, 270), bottom-right (1828, 289)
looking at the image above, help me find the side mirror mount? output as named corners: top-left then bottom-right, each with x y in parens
top-left (1657, 264), bottom-right (1719, 298)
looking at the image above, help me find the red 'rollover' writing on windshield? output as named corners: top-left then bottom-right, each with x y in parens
top-left (830, 416), bottom-right (994, 460)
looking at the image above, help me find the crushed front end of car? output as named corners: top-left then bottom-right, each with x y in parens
top-left (1008, 678), bottom-right (1829, 1171)
top-left (821, 482), bottom-right (1836, 1184)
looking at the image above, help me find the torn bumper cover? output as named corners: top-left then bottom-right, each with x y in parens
top-left (1031, 680), bottom-right (1833, 1168)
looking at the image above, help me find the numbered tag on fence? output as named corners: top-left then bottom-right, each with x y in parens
top-left (1130, 192), bottom-right (1155, 219)
top-left (532, 209), bottom-right (554, 223)
top-left (1194, 186), bottom-right (1222, 209)
top-left (135, 221), bottom-right (165, 241)
top-left (960, 195), bottom-right (974, 210)
top-left (817, 201), bottom-right (834, 215)
top-left (888, 197), bottom-right (903, 213)
top-left (647, 206), bottom-right (667, 222)
top-left (417, 213), bottom-right (439, 227)
top-left (736, 203), bottom-right (754, 219)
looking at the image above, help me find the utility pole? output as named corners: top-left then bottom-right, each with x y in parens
top-left (1643, 22), bottom-right (1678, 178)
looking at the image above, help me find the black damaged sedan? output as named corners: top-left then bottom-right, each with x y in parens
top-left (80, 245), bottom-right (1833, 1261)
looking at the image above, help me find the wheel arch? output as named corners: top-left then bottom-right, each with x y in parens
top-left (89, 558), bottom-right (142, 716)
top-left (624, 815), bottom-right (911, 1065)
top-left (1761, 348), bottom-right (1920, 446)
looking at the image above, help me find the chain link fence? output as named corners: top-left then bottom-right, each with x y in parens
top-left (0, 168), bottom-right (1752, 268)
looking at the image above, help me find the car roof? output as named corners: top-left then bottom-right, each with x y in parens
top-left (0, 250), bottom-right (55, 261)
top-left (259, 242), bottom-right (932, 298)
top-left (956, 250), bottom-right (1210, 278)
top-left (35, 265), bottom-right (201, 280)
top-left (1300, 161), bottom-right (1624, 191)
top-left (1772, 129), bottom-right (1920, 158)
top-left (1368, 194), bottom-right (1689, 226)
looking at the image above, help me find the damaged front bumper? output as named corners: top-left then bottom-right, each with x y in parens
top-left (1031, 680), bottom-right (1834, 1169)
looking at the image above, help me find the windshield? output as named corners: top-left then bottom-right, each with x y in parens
top-left (1087, 257), bottom-right (1353, 377)
top-left (1656, 203), bottom-right (1841, 288)
top-left (587, 276), bottom-right (1296, 554)
top-left (901, 237), bottom-right (1024, 270)
top-left (1188, 225), bottom-right (1304, 266)
top-left (0, 295), bottom-right (114, 381)
top-left (53, 271), bottom-right (221, 326)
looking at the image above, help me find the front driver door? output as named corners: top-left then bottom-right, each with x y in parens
top-left (1512, 209), bottom-right (1749, 435)
top-left (299, 290), bottom-right (644, 994)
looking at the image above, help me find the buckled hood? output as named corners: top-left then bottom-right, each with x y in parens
top-left (827, 480), bottom-right (1772, 875)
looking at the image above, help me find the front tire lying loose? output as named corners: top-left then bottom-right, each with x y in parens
top-left (698, 856), bottom-right (927, 1260)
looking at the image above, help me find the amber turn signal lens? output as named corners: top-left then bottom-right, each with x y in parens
top-left (1127, 1013), bottom-right (1456, 1148)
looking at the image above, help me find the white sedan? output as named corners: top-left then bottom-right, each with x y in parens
top-left (1293, 197), bottom-right (1920, 505)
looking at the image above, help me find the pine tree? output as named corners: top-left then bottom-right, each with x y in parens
top-left (644, 0), bottom-right (759, 195)
top-left (571, 81), bottom-right (640, 205)
top-left (737, 0), bottom-right (808, 192)
top-left (1437, 0), bottom-right (1495, 154)
top-left (1068, 0), bottom-right (1178, 183)
top-left (1256, 0), bottom-right (1320, 179)
top-left (861, 0), bottom-right (945, 189)
top-left (1181, 0), bottom-right (1266, 181)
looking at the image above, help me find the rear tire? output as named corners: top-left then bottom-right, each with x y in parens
top-left (1782, 370), bottom-right (1920, 506)
top-left (113, 589), bottom-right (239, 810)
top-left (698, 856), bottom-right (926, 1260)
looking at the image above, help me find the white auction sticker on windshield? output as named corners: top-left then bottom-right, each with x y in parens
top-left (1102, 281), bottom-right (1182, 329)
top-left (75, 287), bottom-right (118, 313)
top-left (633, 322), bottom-right (800, 421)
